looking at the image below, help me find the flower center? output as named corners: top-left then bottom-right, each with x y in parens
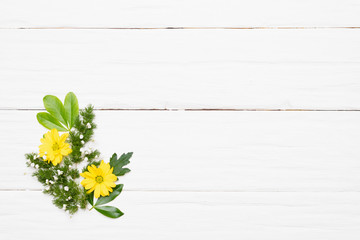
top-left (52, 143), bottom-right (60, 151)
top-left (95, 176), bottom-right (103, 183)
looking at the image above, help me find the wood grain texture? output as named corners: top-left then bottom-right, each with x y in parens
top-left (1, 29), bottom-right (360, 110)
top-left (2, 110), bottom-right (360, 191)
top-left (0, 0), bottom-right (359, 28)
top-left (1, 191), bottom-right (360, 239)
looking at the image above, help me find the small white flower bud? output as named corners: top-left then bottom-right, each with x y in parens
top-left (35, 164), bottom-right (39, 169)
top-left (86, 123), bottom-right (91, 129)
top-left (81, 140), bottom-right (85, 145)
top-left (80, 134), bottom-right (84, 139)
top-left (80, 148), bottom-right (84, 153)
top-left (30, 163), bottom-right (35, 167)
top-left (69, 165), bottom-right (72, 168)
top-left (84, 157), bottom-right (88, 161)
top-left (43, 155), bottom-right (47, 160)
top-left (49, 180), bottom-right (54, 184)
top-left (64, 186), bottom-right (69, 191)
top-left (53, 176), bottom-right (58, 181)
top-left (57, 170), bottom-right (63, 175)
top-left (46, 179), bottom-right (49, 184)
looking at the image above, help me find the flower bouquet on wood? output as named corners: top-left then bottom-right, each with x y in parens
top-left (25, 92), bottom-right (132, 218)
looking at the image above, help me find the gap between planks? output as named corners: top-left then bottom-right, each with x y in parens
top-left (1, 27), bottom-right (360, 30)
top-left (1, 109), bottom-right (360, 112)
top-left (2, 189), bottom-right (360, 192)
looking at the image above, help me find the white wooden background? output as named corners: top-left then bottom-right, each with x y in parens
top-left (1, 1), bottom-right (360, 239)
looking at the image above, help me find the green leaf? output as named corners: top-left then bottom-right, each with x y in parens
top-left (94, 206), bottom-right (124, 218)
top-left (37, 112), bottom-right (68, 132)
top-left (95, 184), bottom-right (123, 206)
top-left (109, 153), bottom-right (118, 166)
top-left (43, 95), bottom-right (68, 127)
top-left (87, 192), bottom-right (94, 206)
top-left (110, 152), bottom-right (133, 176)
top-left (64, 92), bottom-right (79, 129)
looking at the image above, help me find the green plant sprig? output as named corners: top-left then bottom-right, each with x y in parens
top-left (25, 92), bottom-right (132, 218)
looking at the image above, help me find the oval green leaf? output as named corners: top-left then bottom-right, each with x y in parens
top-left (37, 112), bottom-right (68, 132)
top-left (64, 92), bottom-right (79, 129)
top-left (95, 184), bottom-right (123, 206)
top-left (43, 95), bottom-right (68, 127)
top-left (94, 206), bottom-right (124, 218)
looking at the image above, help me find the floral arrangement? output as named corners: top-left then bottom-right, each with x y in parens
top-left (25, 92), bottom-right (132, 218)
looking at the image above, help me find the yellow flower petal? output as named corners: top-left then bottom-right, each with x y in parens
top-left (87, 165), bottom-right (97, 175)
top-left (38, 129), bottom-right (71, 166)
top-left (104, 174), bottom-right (117, 182)
top-left (100, 183), bottom-right (109, 196)
top-left (80, 172), bottom-right (95, 179)
top-left (87, 185), bottom-right (96, 194)
top-left (94, 185), bottom-right (101, 198)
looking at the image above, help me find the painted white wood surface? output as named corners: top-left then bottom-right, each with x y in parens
top-left (2, 110), bottom-right (360, 191)
top-left (1, 191), bottom-right (360, 239)
top-left (1, 0), bottom-right (359, 238)
top-left (0, 0), bottom-right (359, 28)
top-left (1, 29), bottom-right (360, 110)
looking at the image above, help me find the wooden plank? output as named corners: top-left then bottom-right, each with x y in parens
top-left (0, 0), bottom-right (359, 28)
top-left (1, 29), bottom-right (360, 110)
top-left (2, 110), bottom-right (360, 191)
top-left (1, 191), bottom-right (360, 239)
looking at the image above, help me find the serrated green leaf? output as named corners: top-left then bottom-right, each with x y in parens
top-left (94, 206), bottom-right (124, 218)
top-left (64, 92), bottom-right (79, 129)
top-left (109, 153), bottom-right (118, 166)
top-left (87, 192), bottom-right (94, 206)
top-left (95, 184), bottom-right (123, 206)
top-left (37, 112), bottom-right (68, 132)
top-left (110, 152), bottom-right (132, 176)
top-left (116, 168), bottom-right (131, 176)
top-left (43, 95), bottom-right (68, 127)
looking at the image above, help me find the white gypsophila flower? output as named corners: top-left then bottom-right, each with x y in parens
top-left (35, 164), bottom-right (39, 169)
top-left (46, 179), bottom-right (49, 184)
top-left (43, 155), bottom-right (47, 160)
top-left (86, 123), bottom-right (91, 128)
top-left (80, 134), bottom-right (84, 139)
top-left (57, 170), bottom-right (63, 175)
top-left (64, 186), bottom-right (69, 191)
top-left (30, 163), bottom-right (35, 167)
top-left (80, 147), bottom-right (84, 153)
top-left (49, 180), bottom-right (55, 184)
top-left (81, 140), bottom-right (85, 145)
top-left (53, 176), bottom-right (58, 181)
top-left (69, 165), bottom-right (72, 168)
top-left (84, 157), bottom-right (88, 161)
top-left (63, 205), bottom-right (66, 210)
top-left (67, 196), bottom-right (72, 200)
top-left (45, 186), bottom-right (50, 190)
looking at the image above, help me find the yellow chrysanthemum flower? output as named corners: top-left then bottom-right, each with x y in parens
top-left (80, 160), bottom-right (117, 198)
top-left (39, 129), bottom-right (72, 166)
